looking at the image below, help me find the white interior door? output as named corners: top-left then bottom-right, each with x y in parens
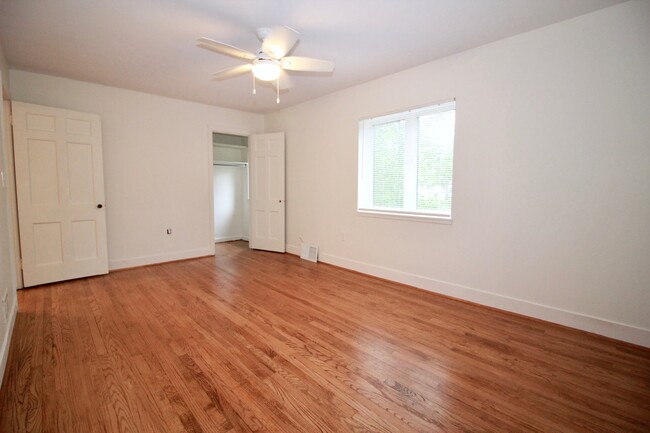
top-left (249, 132), bottom-right (285, 252)
top-left (12, 102), bottom-right (109, 287)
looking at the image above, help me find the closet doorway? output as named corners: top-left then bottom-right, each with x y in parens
top-left (212, 132), bottom-right (249, 243)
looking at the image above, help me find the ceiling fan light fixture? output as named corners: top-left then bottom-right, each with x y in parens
top-left (252, 59), bottom-right (281, 81)
top-left (198, 25), bottom-right (335, 105)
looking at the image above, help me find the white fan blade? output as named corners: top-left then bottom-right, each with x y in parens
top-left (212, 64), bottom-right (253, 80)
top-left (281, 56), bottom-right (335, 73)
top-left (197, 37), bottom-right (257, 61)
top-left (262, 26), bottom-right (299, 59)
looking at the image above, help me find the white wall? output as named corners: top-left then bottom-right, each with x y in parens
top-left (266, 0), bottom-right (650, 346)
top-left (9, 71), bottom-right (264, 269)
top-left (0, 39), bottom-right (19, 387)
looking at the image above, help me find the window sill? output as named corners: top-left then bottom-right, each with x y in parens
top-left (356, 209), bottom-right (452, 224)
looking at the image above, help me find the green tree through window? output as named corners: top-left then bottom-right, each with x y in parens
top-left (417, 111), bottom-right (455, 214)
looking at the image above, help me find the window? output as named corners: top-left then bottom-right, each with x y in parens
top-left (358, 100), bottom-right (456, 221)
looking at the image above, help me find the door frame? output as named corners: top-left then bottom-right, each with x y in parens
top-left (206, 124), bottom-right (256, 254)
top-left (1, 92), bottom-right (22, 289)
top-left (0, 78), bottom-right (20, 290)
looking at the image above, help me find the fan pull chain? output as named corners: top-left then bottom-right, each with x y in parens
top-left (252, 75), bottom-right (256, 95)
top-left (276, 76), bottom-right (280, 104)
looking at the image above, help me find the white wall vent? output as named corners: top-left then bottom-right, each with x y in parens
top-left (300, 243), bottom-right (319, 263)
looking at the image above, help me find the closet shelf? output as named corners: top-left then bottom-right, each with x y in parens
top-left (213, 161), bottom-right (248, 167)
top-left (214, 143), bottom-right (247, 149)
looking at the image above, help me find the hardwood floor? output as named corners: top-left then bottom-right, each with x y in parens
top-left (1, 241), bottom-right (649, 432)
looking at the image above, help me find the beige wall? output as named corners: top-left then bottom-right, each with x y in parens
top-left (9, 71), bottom-right (265, 269)
top-left (0, 39), bottom-right (19, 387)
top-left (266, 0), bottom-right (650, 346)
top-left (0, 40), bottom-right (8, 98)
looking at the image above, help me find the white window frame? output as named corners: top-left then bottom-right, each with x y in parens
top-left (357, 100), bottom-right (456, 224)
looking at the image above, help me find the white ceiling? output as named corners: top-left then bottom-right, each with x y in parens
top-left (0, 0), bottom-right (625, 114)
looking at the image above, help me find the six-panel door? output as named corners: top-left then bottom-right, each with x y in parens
top-left (12, 102), bottom-right (109, 287)
top-left (249, 132), bottom-right (285, 252)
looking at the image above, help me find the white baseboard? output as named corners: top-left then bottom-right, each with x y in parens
top-left (215, 235), bottom-right (246, 243)
top-left (109, 247), bottom-right (214, 270)
top-left (287, 244), bottom-right (650, 347)
top-left (0, 302), bottom-right (18, 389)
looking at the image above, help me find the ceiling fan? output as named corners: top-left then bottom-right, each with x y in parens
top-left (197, 26), bottom-right (335, 103)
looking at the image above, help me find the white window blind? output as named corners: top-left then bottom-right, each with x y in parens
top-left (358, 101), bottom-right (456, 220)
top-left (372, 120), bottom-right (405, 209)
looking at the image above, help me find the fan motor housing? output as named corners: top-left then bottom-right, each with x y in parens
top-left (256, 27), bottom-right (273, 42)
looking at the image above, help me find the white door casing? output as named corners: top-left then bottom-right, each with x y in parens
top-left (12, 102), bottom-right (109, 287)
top-left (249, 132), bottom-right (285, 252)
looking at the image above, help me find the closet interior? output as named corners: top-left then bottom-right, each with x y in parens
top-left (213, 132), bottom-right (249, 243)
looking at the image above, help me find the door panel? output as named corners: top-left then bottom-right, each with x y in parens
top-left (33, 222), bottom-right (63, 265)
top-left (67, 142), bottom-right (95, 204)
top-left (26, 112), bottom-right (56, 132)
top-left (71, 219), bottom-right (99, 260)
top-left (13, 102), bottom-right (109, 287)
top-left (249, 132), bottom-right (285, 252)
top-left (28, 139), bottom-right (60, 205)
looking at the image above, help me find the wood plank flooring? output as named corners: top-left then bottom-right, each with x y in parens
top-left (1, 240), bottom-right (649, 432)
